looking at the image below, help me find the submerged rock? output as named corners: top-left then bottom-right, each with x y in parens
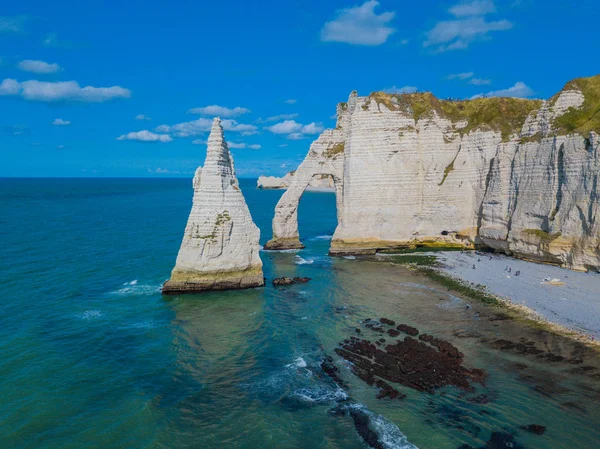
top-left (397, 324), bottom-right (419, 336)
top-left (162, 118), bottom-right (263, 294)
top-left (520, 424), bottom-right (546, 435)
top-left (335, 324), bottom-right (486, 396)
top-left (273, 277), bottom-right (295, 286)
top-left (272, 276), bottom-right (312, 286)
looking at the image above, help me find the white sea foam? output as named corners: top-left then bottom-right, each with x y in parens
top-left (311, 235), bottom-right (333, 241)
top-left (346, 404), bottom-right (419, 449)
top-left (118, 320), bottom-right (158, 330)
top-left (295, 255), bottom-right (314, 265)
top-left (80, 310), bottom-right (103, 320)
top-left (293, 357), bottom-right (306, 368)
top-left (261, 248), bottom-right (300, 253)
top-left (344, 255), bottom-right (356, 260)
top-left (111, 283), bottom-right (161, 296)
top-left (291, 386), bottom-right (348, 403)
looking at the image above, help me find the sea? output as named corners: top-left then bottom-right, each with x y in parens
top-left (1, 177), bottom-right (599, 449)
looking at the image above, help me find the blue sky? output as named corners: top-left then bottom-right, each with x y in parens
top-left (1, 0), bottom-right (598, 178)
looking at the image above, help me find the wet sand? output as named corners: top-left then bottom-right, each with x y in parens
top-left (430, 251), bottom-right (600, 340)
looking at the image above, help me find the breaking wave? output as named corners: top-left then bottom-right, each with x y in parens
top-left (111, 280), bottom-right (162, 296)
top-left (346, 403), bottom-right (419, 449)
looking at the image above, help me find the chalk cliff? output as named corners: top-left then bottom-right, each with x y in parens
top-left (257, 172), bottom-right (335, 190)
top-left (266, 75), bottom-right (600, 271)
top-left (163, 118), bottom-right (264, 294)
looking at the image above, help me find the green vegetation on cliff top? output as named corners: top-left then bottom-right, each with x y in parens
top-left (369, 91), bottom-right (542, 142)
top-left (367, 74), bottom-right (600, 140)
top-left (552, 75), bottom-right (600, 137)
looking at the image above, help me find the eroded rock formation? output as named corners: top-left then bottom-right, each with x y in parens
top-left (257, 172), bottom-right (335, 190)
top-left (162, 118), bottom-right (264, 294)
top-left (266, 75), bottom-right (600, 271)
top-left (263, 98), bottom-right (350, 249)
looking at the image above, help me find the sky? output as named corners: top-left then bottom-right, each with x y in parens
top-left (0, 0), bottom-right (598, 178)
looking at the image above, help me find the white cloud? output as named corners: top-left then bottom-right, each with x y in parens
top-left (473, 81), bottom-right (534, 99)
top-left (284, 99), bottom-right (297, 104)
top-left (228, 142), bottom-right (247, 149)
top-left (0, 15), bottom-right (28, 33)
top-left (18, 60), bottom-right (62, 74)
top-left (266, 120), bottom-right (301, 134)
top-left (468, 78), bottom-right (491, 85)
top-left (424, 1), bottom-right (512, 52)
top-left (135, 114), bottom-right (151, 120)
top-left (382, 85), bottom-right (417, 94)
top-left (156, 118), bottom-right (257, 137)
top-left (0, 79), bottom-right (131, 102)
top-left (0, 79), bottom-right (22, 96)
top-left (261, 113), bottom-right (299, 122)
top-left (399, 39), bottom-right (409, 45)
top-left (248, 144), bottom-right (261, 150)
top-left (447, 72), bottom-right (491, 85)
top-left (449, 0), bottom-right (496, 17)
top-left (52, 118), bottom-right (71, 126)
top-left (301, 122), bottom-right (325, 134)
top-left (188, 105), bottom-right (250, 117)
top-left (43, 33), bottom-right (74, 48)
top-left (447, 72), bottom-right (474, 80)
top-left (278, 144), bottom-right (288, 148)
top-left (191, 139), bottom-right (206, 145)
top-left (287, 133), bottom-right (306, 140)
top-left (56, 144), bottom-right (65, 149)
top-left (117, 130), bottom-right (172, 143)
top-left (265, 120), bottom-right (320, 135)
top-left (321, 0), bottom-right (395, 45)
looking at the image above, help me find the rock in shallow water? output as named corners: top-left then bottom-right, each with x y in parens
top-left (335, 324), bottom-right (486, 396)
top-left (272, 276), bottom-right (312, 286)
top-left (162, 118), bottom-right (264, 294)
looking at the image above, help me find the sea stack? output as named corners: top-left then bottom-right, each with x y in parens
top-left (162, 118), bottom-right (264, 295)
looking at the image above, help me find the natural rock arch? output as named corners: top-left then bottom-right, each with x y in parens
top-left (264, 131), bottom-right (345, 250)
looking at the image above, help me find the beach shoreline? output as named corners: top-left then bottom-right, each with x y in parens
top-left (379, 250), bottom-right (600, 345)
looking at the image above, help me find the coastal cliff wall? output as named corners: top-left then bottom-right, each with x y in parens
top-left (266, 75), bottom-right (600, 271)
top-left (257, 172), bottom-right (335, 190)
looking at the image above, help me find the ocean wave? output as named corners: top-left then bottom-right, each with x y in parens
top-left (118, 320), bottom-right (159, 330)
top-left (291, 386), bottom-right (348, 404)
top-left (346, 403), bottom-right (419, 449)
top-left (111, 281), bottom-right (162, 296)
top-left (295, 255), bottom-right (314, 265)
top-left (80, 310), bottom-right (103, 320)
top-left (311, 235), bottom-right (333, 241)
top-left (261, 248), bottom-right (300, 253)
top-left (286, 357), bottom-right (307, 368)
top-left (343, 255), bottom-right (356, 260)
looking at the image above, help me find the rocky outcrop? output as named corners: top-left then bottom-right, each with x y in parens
top-left (263, 97), bottom-right (351, 249)
top-left (257, 172), bottom-right (335, 190)
top-left (163, 118), bottom-right (264, 294)
top-left (266, 75), bottom-right (600, 271)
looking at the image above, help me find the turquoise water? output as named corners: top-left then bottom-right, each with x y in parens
top-left (1, 178), bottom-right (599, 449)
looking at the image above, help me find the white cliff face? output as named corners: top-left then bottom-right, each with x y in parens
top-left (257, 172), bottom-right (335, 190)
top-left (263, 129), bottom-right (346, 249)
top-left (266, 78), bottom-right (600, 271)
top-left (163, 118), bottom-right (264, 294)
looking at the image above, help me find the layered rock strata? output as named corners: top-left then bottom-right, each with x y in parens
top-left (163, 118), bottom-right (264, 294)
top-left (266, 75), bottom-right (600, 271)
top-left (263, 98), bottom-right (350, 249)
top-left (257, 172), bottom-right (335, 190)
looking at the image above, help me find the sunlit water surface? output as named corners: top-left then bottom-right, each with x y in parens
top-left (1, 178), bottom-right (599, 449)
